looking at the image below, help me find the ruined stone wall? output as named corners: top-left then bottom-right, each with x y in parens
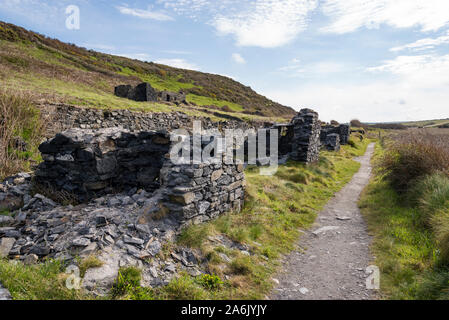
top-left (35, 128), bottom-right (171, 202)
top-left (290, 109), bottom-right (321, 163)
top-left (160, 156), bottom-right (245, 226)
top-left (321, 124), bottom-right (350, 146)
top-left (35, 127), bottom-right (245, 224)
top-left (324, 133), bottom-right (341, 151)
top-left (42, 104), bottom-right (255, 137)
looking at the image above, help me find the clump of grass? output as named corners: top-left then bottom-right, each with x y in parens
top-left (77, 255), bottom-right (103, 278)
top-left (177, 224), bottom-right (213, 248)
top-left (0, 89), bottom-right (45, 179)
top-left (111, 266), bottom-right (154, 300)
top-left (196, 274), bottom-right (224, 290)
top-left (230, 256), bottom-right (254, 275)
top-left (157, 273), bottom-right (207, 300)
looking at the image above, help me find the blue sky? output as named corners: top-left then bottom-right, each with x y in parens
top-left (1, 0), bottom-right (449, 122)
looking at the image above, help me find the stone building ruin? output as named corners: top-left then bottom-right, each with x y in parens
top-left (114, 82), bottom-right (186, 105)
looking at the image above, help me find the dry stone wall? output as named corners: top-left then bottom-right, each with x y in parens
top-left (43, 104), bottom-right (255, 136)
top-left (290, 109), bottom-right (321, 163)
top-left (35, 128), bottom-right (171, 202)
top-left (321, 124), bottom-right (350, 146)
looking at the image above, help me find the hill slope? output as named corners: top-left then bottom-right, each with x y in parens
top-left (0, 21), bottom-right (295, 120)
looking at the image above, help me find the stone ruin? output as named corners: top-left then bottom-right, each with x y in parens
top-left (35, 128), bottom-right (171, 202)
top-left (320, 124), bottom-right (350, 151)
top-left (114, 83), bottom-right (158, 102)
top-left (114, 82), bottom-right (186, 105)
top-left (35, 128), bottom-right (245, 225)
top-left (324, 133), bottom-right (340, 151)
top-left (290, 109), bottom-right (321, 163)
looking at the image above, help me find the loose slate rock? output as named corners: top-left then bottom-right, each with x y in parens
top-left (0, 238), bottom-right (15, 258)
top-left (72, 237), bottom-right (91, 247)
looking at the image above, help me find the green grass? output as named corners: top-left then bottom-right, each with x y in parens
top-left (0, 259), bottom-right (93, 300)
top-left (186, 94), bottom-right (244, 112)
top-left (359, 142), bottom-right (449, 300)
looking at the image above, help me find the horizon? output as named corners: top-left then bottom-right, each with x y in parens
top-left (1, 0), bottom-right (448, 123)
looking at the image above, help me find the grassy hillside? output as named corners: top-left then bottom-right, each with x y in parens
top-left (0, 21), bottom-right (295, 120)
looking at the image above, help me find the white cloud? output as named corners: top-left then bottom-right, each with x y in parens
top-left (116, 5), bottom-right (174, 21)
top-left (321, 0), bottom-right (449, 34)
top-left (0, 0), bottom-right (63, 26)
top-left (277, 59), bottom-right (345, 77)
top-left (265, 80), bottom-right (449, 123)
top-left (82, 43), bottom-right (115, 51)
top-left (367, 54), bottom-right (449, 88)
top-left (265, 52), bottom-right (449, 123)
top-left (160, 0), bottom-right (318, 48)
top-left (391, 30), bottom-right (449, 52)
top-left (117, 53), bottom-right (152, 61)
top-left (212, 0), bottom-right (318, 48)
top-left (231, 53), bottom-right (246, 64)
top-left (155, 58), bottom-right (199, 70)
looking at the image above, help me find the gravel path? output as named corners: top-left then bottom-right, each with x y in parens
top-left (271, 143), bottom-right (377, 300)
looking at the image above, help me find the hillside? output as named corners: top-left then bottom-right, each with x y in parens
top-left (399, 119), bottom-right (449, 128)
top-left (0, 21), bottom-right (296, 121)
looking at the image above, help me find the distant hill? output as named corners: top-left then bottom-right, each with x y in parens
top-left (0, 21), bottom-right (296, 121)
top-left (399, 119), bottom-right (449, 128)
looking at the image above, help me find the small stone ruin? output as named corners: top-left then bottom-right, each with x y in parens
top-left (320, 124), bottom-right (350, 150)
top-left (114, 82), bottom-right (186, 104)
top-left (114, 83), bottom-right (159, 102)
top-left (324, 133), bottom-right (340, 151)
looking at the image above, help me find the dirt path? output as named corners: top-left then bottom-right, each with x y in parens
top-left (271, 143), bottom-right (377, 300)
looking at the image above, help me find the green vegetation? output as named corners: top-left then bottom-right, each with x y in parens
top-left (77, 256), bottom-right (104, 278)
top-left (359, 132), bottom-right (449, 299)
top-left (0, 259), bottom-right (92, 300)
top-left (0, 89), bottom-right (44, 179)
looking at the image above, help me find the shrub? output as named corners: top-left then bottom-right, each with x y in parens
top-left (378, 132), bottom-right (449, 193)
top-left (409, 173), bottom-right (449, 220)
top-left (408, 173), bottom-right (449, 265)
top-left (197, 274), bottom-right (224, 290)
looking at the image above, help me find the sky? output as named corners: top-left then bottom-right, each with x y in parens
top-left (1, 0), bottom-right (449, 123)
